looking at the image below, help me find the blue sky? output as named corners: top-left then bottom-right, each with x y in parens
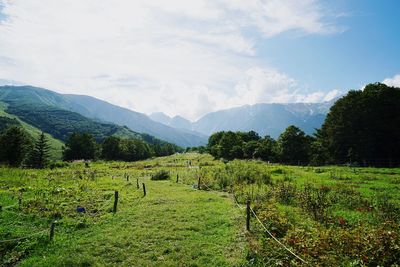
top-left (0, 0), bottom-right (399, 120)
top-left (258, 0), bottom-right (400, 92)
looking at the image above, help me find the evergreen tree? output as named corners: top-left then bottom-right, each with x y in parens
top-left (26, 132), bottom-right (51, 168)
top-left (0, 126), bottom-right (32, 166)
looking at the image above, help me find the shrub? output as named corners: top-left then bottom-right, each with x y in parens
top-left (285, 221), bottom-right (400, 266)
top-left (298, 184), bottom-right (334, 223)
top-left (275, 180), bottom-right (298, 205)
top-left (214, 167), bottom-right (231, 190)
top-left (49, 161), bottom-right (70, 169)
top-left (255, 202), bottom-right (294, 238)
top-left (151, 170), bottom-right (170, 180)
top-left (226, 160), bottom-right (272, 185)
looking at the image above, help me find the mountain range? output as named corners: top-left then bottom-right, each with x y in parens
top-left (150, 100), bottom-right (335, 139)
top-left (0, 85), bottom-right (336, 155)
top-left (0, 86), bottom-right (208, 147)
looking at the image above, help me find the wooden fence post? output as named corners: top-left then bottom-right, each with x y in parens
top-left (18, 194), bottom-right (22, 210)
top-left (126, 174), bottom-right (129, 182)
top-left (198, 176), bottom-right (201, 190)
top-left (246, 199), bottom-right (250, 231)
top-left (113, 191), bottom-right (119, 213)
top-left (50, 221), bottom-right (56, 241)
top-left (136, 178), bottom-right (139, 189)
top-left (176, 174), bottom-right (179, 183)
top-left (143, 183), bottom-right (146, 197)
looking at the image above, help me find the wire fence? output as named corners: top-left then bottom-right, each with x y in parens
top-left (229, 187), bottom-right (307, 264)
top-left (195, 176), bottom-right (307, 264)
top-left (249, 206), bottom-right (306, 263)
top-left (1, 179), bottom-right (143, 245)
top-left (0, 229), bottom-right (48, 244)
top-left (2, 168), bottom-right (306, 263)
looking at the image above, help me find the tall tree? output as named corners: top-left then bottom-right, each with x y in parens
top-left (254, 135), bottom-right (277, 162)
top-left (309, 129), bottom-right (330, 166)
top-left (277, 125), bottom-right (311, 165)
top-left (26, 132), bottom-right (50, 168)
top-left (0, 126), bottom-right (32, 166)
top-left (63, 133), bottom-right (97, 161)
top-left (243, 140), bottom-right (259, 159)
top-left (239, 131), bottom-right (261, 143)
top-left (102, 136), bottom-right (121, 160)
top-left (119, 139), bottom-right (152, 161)
top-left (320, 83), bottom-right (400, 166)
top-left (219, 131), bottom-right (243, 160)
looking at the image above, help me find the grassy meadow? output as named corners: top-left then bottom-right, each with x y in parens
top-left (1, 153), bottom-right (400, 266)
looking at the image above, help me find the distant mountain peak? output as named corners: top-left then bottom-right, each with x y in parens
top-left (149, 112), bottom-right (172, 124)
top-left (149, 112), bottom-right (193, 131)
top-left (146, 100), bottom-right (336, 139)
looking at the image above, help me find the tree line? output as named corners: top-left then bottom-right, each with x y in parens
top-left (0, 128), bottom-right (181, 168)
top-left (205, 126), bottom-right (311, 165)
top-left (63, 133), bottom-right (180, 161)
top-left (1, 83), bottom-right (399, 168)
top-left (205, 83), bottom-right (400, 167)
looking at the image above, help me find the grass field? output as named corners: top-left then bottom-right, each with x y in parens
top-left (1, 153), bottom-right (400, 266)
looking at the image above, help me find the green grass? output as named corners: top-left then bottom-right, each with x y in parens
top-left (0, 157), bottom-right (246, 266)
top-left (1, 153), bottom-right (400, 266)
top-left (20, 182), bottom-right (245, 266)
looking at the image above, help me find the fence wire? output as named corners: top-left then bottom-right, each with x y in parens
top-left (231, 190), bottom-right (307, 264)
top-left (0, 229), bottom-right (47, 244)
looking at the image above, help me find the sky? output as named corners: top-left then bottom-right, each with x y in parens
top-left (0, 0), bottom-right (399, 121)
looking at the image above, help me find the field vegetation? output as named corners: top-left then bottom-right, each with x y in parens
top-left (1, 153), bottom-right (399, 266)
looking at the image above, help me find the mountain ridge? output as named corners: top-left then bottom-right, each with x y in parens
top-left (0, 85), bottom-right (207, 147)
top-left (0, 86), bottom-right (184, 153)
top-left (63, 94), bottom-right (207, 147)
top-left (150, 100), bottom-right (336, 139)
top-left (0, 84), bottom-right (337, 146)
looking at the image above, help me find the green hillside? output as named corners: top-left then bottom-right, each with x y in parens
top-left (0, 102), bottom-right (63, 160)
top-left (0, 87), bottom-right (182, 160)
top-left (0, 85), bottom-right (207, 147)
top-left (6, 104), bottom-right (142, 142)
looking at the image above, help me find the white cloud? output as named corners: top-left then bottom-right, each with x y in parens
top-left (222, 0), bottom-right (339, 37)
top-left (227, 67), bottom-right (341, 108)
top-left (0, 0), bottom-right (341, 120)
top-left (383, 74), bottom-right (400, 87)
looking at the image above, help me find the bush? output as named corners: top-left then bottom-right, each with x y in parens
top-left (226, 160), bottom-right (272, 185)
top-left (298, 184), bottom-right (334, 223)
top-left (275, 180), bottom-right (298, 205)
top-left (151, 170), bottom-right (170, 180)
top-left (49, 161), bottom-right (70, 169)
